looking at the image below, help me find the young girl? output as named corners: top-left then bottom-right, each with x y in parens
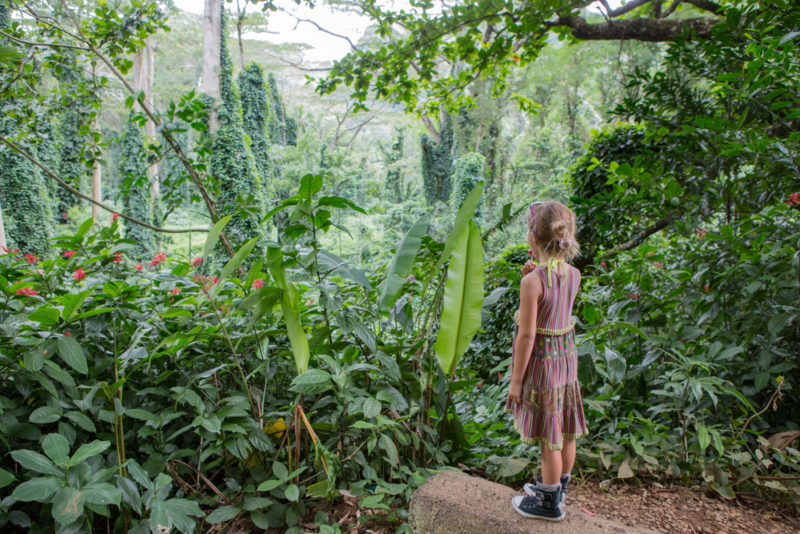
top-left (505, 200), bottom-right (588, 521)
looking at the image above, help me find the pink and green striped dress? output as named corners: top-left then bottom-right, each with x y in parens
top-left (505, 261), bottom-right (588, 450)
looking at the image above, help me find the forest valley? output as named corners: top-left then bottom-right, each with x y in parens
top-left (0, 0), bottom-right (798, 532)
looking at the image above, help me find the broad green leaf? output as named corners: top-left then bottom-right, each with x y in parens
top-left (164, 498), bottom-right (204, 532)
top-left (52, 487), bottom-right (84, 525)
top-left (11, 450), bottom-right (63, 477)
top-left (0, 467), bottom-right (15, 489)
top-left (23, 350), bottom-right (44, 372)
top-left (697, 424), bottom-right (710, 452)
top-left (11, 477), bottom-right (62, 502)
top-left (317, 249), bottom-right (371, 289)
top-left (76, 218), bottom-right (94, 238)
top-left (67, 440), bottom-right (110, 467)
top-left (125, 409), bottom-right (158, 422)
top-left (494, 457), bottom-right (531, 478)
top-left (203, 214), bottom-right (234, 260)
top-left (266, 246), bottom-right (286, 289)
top-left (437, 181), bottom-right (483, 269)
top-left (289, 369), bottom-right (332, 394)
top-left (116, 475), bottom-right (142, 515)
top-left (61, 290), bottom-right (92, 322)
top-left (617, 459), bottom-right (634, 479)
top-left (150, 500), bottom-right (172, 533)
top-left (256, 479), bottom-right (284, 492)
top-left (281, 285), bottom-right (310, 374)
top-left (82, 483), bottom-right (121, 506)
top-left (42, 434), bottom-right (70, 466)
top-left (219, 237), bottom-right (259, 285)
top-left (284, 484), bottom-right (300, 502)
top-left (298, 173), bottom-right (323, 200)
top-left (206, 505), bottom-right (240, 523)
top-left (29, 405), bottom-right (61, 424)
top-left (379, 433), bottom-right (398, 466)
top-left (379, 214), bottom-right (429, 312)
top-left (29, 307), bottom-right (61, 325)
top-left (435, 220), bottom-right (484, 375)
top-left (57, 335), bottom-right (88, 375)
top-left (363, 397), bottom-right (381, 419)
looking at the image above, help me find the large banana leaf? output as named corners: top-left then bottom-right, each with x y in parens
top-left (267, 246), bottom-right (310, 374)
top-left (436, 182), bottom-right (482, 269)
top-left (434, 220), bottom-right (484, 375)
top-left (379, 214), bottom-right (429, 312)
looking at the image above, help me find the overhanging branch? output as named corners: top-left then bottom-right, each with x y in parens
top-left (556, 15), bottom-right (718, 41)
top-left (599, 217), bottom-right (674, 260)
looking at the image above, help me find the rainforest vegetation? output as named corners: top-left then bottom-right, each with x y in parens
top-left (0, 0), bottom-right (798, 532)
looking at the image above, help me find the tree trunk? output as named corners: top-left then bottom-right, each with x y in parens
top-left (203, 0), bottom-right (222, 131)
top-left (91, 143), bottom-right (101, 220)
top-left (0, 200), bottom-right (7, 252)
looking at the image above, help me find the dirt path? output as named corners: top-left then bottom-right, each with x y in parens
top-left (562, 479), bottom-right (800, 534)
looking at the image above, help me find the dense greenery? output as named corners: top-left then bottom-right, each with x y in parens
top-left (0, 0), bottom-right (798, 531)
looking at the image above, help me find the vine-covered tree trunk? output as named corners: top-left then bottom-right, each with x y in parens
top-left (420, 114), bottom-right (454, 205)
top-left (0, 200), bottom-right (6, 252)
top-left (385, 128), bottom-right (404, 203)
top-left (202, 0), bottom-right (222, 132)
top-left (119, 120), bottom-right (156, 259)
top-left (452, 153), bottom-right (485, 218)
top-left (238, 63), bottom-right (273, 205)
top-left (134, 38), bottom-right (160, 242)
top-left (266, 73), bottom-right (297, 147)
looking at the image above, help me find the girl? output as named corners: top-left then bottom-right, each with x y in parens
top-left (505, 200), bottom-right (588, 521)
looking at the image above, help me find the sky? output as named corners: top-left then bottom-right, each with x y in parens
top-left (173, 0), bottom-right (618, 63)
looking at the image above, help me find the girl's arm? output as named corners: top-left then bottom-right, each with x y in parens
top-left (509, 272), bottom-right (542, 403)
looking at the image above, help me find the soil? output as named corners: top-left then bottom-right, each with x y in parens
top-left (236, 478), bottom-right (800, 534)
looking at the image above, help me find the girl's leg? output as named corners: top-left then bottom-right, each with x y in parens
top-left (540, 444), bottom-right (563, 485)
top-left (561, 437), bottom-right (576, 475)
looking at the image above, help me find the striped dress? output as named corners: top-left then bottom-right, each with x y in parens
top-left (505, 260), bottom-right (588, 450)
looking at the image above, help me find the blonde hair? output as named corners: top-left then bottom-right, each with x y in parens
top-left (528, 201), bottom-right (581, 261)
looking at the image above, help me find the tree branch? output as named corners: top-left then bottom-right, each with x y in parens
top-left (599, 217), bottom-right (674, 260)
top-left (605, 0), bottom-right (653, 18)
top-left (0, 136), bottom-right (208, 234)
top-left (556, 15), bottom-right (719, 41)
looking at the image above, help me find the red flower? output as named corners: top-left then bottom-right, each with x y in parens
top-left (512, 55), bottom-right (520, 63)
top-left (628, 293), bottom-right (639, 300)
top-left (787, 192), bottom-right (800, 205)
top-left (600, 261), bottom-right (607, 267)
top-left (252, 279), bottom-right (264, 288)
top-left (647, 252), bottom-right (655, 257)
top-left (61, 213), bottom-right (68, 220)
top-left (477, 381), bottom-right (483, 389)
top-left (63, 332), bottom-right (71, 337)
top-left (170, 287), bottom-right (181, 296)
top-left (63, 250), bottom-right (76, 258)
top-left (654, 262), bottom-right (663, 268)
top-left (134, 263), bottom-right (143, 271)
top-left (24, 253), bottom-right (38, 265)
top-left (211, 276), bottom-right (219, 285)
top-left (149, 251), bottom-right (167, 267)
top-left (16, 288), bottom-right (38, 296)
top-left (704, 284), bottom-right (710, 293)
top-left (112, 212), bottom-right (120, 221)
top-left (72, 268), bottom-right (87, 281)
top-left (696, 228), bottom-right (707, 239)
top-left (191, 257), bottom-right (203, 266)
top-left (112, 252), bottom-right (123, 264)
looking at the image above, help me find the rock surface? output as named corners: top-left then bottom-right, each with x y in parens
top-left (408, 471), bottom-right (660, 534)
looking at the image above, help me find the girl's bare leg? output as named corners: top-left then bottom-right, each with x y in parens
top-left (540, 445), bottom-right (562, 485)
top-left (561, 437), bottom-right (576, 475)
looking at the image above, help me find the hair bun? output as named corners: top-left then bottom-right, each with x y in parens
top-left (551, 219), bottom-right (570, 238)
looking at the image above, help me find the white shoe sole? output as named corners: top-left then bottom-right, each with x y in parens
top-left (511, 496), bottom-right (564, 521)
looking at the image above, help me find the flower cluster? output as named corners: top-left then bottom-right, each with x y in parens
top-left (252, 279), bottom-right (264, 289)
top-left (149, 252), bottom-right (167, 267)
top-left (24, 253), bottom-right (38, 265)
top-left (112, 252), bottom-right (124, 264)
top-left (64, 250), bottom-right (76, 259)
top-left (787, 192), bottom-right (800, 206)
top-left (72, 268), bottom-right (87, 282)
top-left (16, 288), bottom-right (38, 296)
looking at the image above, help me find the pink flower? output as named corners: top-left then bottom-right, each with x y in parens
top-left (16, 288), bottom-right (38, 296)
top-left (24, 253), bottom-right (38, 265)
top-left (63, 332), bottom-right (71, 337)
top-left (61, 213), bottom-right (68, 220)
top-left (149, 251), bottom-right (167, 267)
top-left (63, 250), bottom-right (76, 258)
top-left (72, 268), bottom-right (87, 281)
top-left (696, 228), bottom-right (707, 239)
top-left (600, 261), bottom-right (607, 268)
top-left (191, 257), bottom-right (203, 267)
top-left (647, 252), bottom-right (655, 257)
top-left (787, 192), bottom-right (800, 205)
top-left (628, 293), bottom-right (639, 300)
top-left (170, 287), bottom-right (181, 296)
top-left (704, 284), bottom-right (710, 293)
top-left (211, 276), bottom-right (219, 285)
top-left (112, 252), bottom-right (123, 264)
top-left (134, 263), bottom-right (143, 271)
top-left (112, 212), bottom-right (120, 221)
top-left (654, 262), bottom-right (663, 268)
top-left (252, 279), bottom-right (264, 288)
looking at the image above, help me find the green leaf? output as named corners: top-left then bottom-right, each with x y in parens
top-left (0, 467), bottom-right (15, 489)
top-left (363, 397), bottom-right (381, 419)
top-left (206, 505), bottom-right (240, 523)
top-left (266, 246), bottom-right (287, 290)
top-left (51, 487), bottom-right (84, 525)
top-left (281, 284), bottom-right (310, 374)
top-left (125, 409), bottom-right (158, 422)
top-left (437, 181), bottom-right (483, 269)
top-left (82, 483), bottom-right (121, 506)
top-left (494, 457), bottom-right (531, 478)
top-left (42, 434), bottom-right (70, 466)
top-left (289, 369), bottom-right (332, 394)
top-left (116, 475), bottom-right (142, 515)
top-left (23, 350), bottom-right (44, 372)
top-left (29, 405), bottom-right (61, 424)
top-left (219, 237), bottom-right (259, 285)
top-left (11, 450), bottom-right (63, 477)
top-left (317, 250), bottom-right (371, 289)
top-left (256, 479), bottom-right (284, 492)
top-left (61, 290), bottom-right (92, 322)
top-left (67, 440), bottom-right (110, 467)
top-left (29, 307), bottom-right (61, 325)
top-left (379, 215), bottom-right (429, 312)
top-left (697, 424), bottom-right (710, 452)
top-left (57, 335), bottom-right (88, 375)
top-left (298, 173), bottom-right (323, 200)
top-left (150, 500), bottom-right (172, 533)
top-left (284, 484), bottom-right (300, 502)
top-left (164, 498), bottom-right (204, 532)
top-left (76, 218), bottom-right (94, 238)
top-left (379, 433), bottom-right (398, 466)
top-left (11, 477), bottom-right (62, 502)
top-left (64, 411), bottom-right (96, 432)
top-left (435, 220), bottom-right (484, 375)
top-left (203, 214), bottom-right (234, 261)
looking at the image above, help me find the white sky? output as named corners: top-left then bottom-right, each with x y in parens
top-left (173, 0), bottom-right (618, 63)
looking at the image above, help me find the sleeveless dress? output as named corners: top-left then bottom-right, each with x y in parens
top-left (504, 260), bottom-right (588, 450)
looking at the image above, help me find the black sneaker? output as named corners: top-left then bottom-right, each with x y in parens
top-left (524, 474), bottom-right (570, 507)
top-left (511, 485), bottom-right (564, 521)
